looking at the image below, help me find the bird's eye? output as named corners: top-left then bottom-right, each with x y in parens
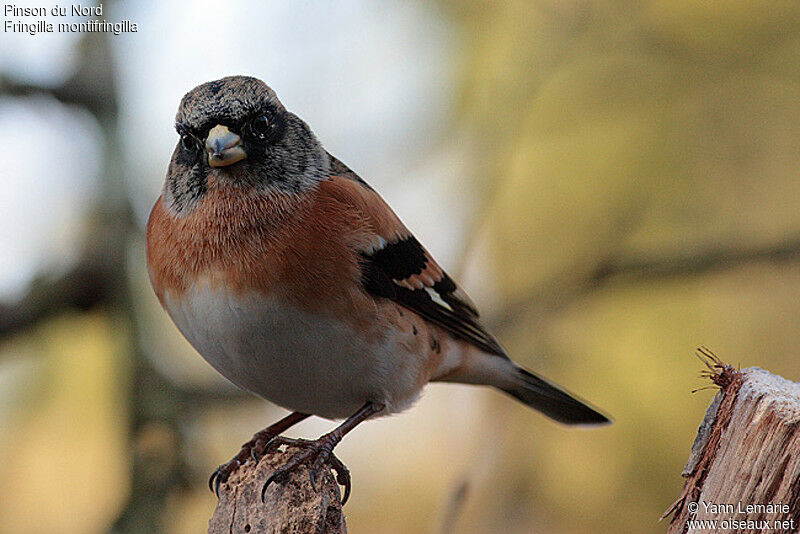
top-left (180, 134), bottom-right (198, 151)
top-left (248, 115), bottom-right (271, 139)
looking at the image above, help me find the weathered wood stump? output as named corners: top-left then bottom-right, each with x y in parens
top-left (208, 445), bottom-right (347, 533)
top-left (666, 351), bottom-right (800, 533)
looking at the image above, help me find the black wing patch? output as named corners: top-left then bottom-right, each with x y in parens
top-left (367, 235), bottom-right (428, 282)
top-left (359, 238), bottom-right (507, 357)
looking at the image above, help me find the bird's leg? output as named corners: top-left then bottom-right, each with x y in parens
top-left (209, 411), bottom-right (310, 496)
top-left (261, 402), bottom-right (384, 504)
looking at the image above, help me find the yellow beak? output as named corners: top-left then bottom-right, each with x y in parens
top-left (205, 125), bottom-right (247, 167)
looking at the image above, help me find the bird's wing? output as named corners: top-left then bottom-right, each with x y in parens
top-left (322, 155), bottom-right (507, 357)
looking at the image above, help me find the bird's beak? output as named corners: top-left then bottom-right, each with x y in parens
top-left (205, 124), bottom-right (247, 167)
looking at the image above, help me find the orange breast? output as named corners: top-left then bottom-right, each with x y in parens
top-left (146, 181), bottom-right (371, 321)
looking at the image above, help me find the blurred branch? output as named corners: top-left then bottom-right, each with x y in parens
top-left (0, 31), bottom-right (116, 117)
top-left (438, 478), bottom-right (470, 534)
top-left (0, 30), bottom-right (121, 337)
top-left (497, 234), bottom-right (800, 329)
top-left (0, 253), bottom-right (117, 338)
top-left (587, 236), bottom-right (800, 285)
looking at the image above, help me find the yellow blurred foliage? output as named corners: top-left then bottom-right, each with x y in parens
top-left (0, 313), bottom-right (129, 533)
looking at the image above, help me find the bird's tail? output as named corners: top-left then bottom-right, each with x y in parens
top-left (498, 366), bottom-right (610, 425)
top-left (435, 350), bottom-right (611, 425)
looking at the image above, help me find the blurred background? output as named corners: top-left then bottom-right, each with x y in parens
top-left (1, 0), bottom-right (800, 532)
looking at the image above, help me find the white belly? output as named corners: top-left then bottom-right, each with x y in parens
top-left (163, 281), bottom-right (425, 419)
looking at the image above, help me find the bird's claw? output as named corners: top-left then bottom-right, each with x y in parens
top-left (209, 461), bottom-right (238, 497)
top-left (208, 430), bottom-right (279, 497)
top-left (260, 436), bottom-right (352, 505)
top-left (326, 454), bottom-right (351, 504)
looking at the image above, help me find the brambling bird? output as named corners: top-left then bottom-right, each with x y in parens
top-left (146, 75), bottom-right (610, 503)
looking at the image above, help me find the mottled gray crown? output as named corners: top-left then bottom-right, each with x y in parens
top-left (176, 76), bottom-right (283, 132)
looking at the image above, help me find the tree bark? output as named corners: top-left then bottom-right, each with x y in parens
top-left (665, 352), bottom-right (800, 533)
top-left (208, 446), bottom-right (347, 534)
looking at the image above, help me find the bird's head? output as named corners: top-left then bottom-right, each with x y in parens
top-left (164, 76), bottom-right (329, 213)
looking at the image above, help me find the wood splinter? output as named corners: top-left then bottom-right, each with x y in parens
top-left (665, 348), bottom-right (800, 533)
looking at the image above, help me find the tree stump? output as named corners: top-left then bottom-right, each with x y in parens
top-left (666, 352), bottom-right (800, 533)
top-left (208, 445), bottom-right (347, 534)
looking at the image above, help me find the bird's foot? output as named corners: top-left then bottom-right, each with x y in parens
top-left (261, 435), bottom-right (352, 504)
top-left (209, 428), bottom-right (279, 497)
